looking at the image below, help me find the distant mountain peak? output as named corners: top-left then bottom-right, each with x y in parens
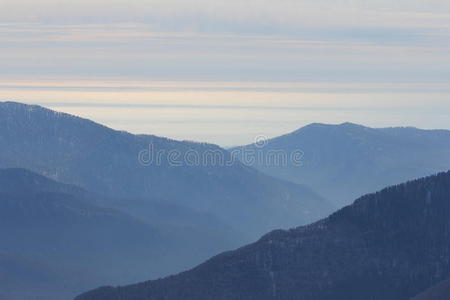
top-left (1, 101), bottom-right (56, 113)
top-left (0, 101), bottom-right (220, 148)
top-left (338, 121), bottom-right (367, 128)
top-left (0, 101), bottom-right (110, 129)
top-left (294, 122), bottom-right (369, 133)
top-left (231, 121), bottom-right (450, 207)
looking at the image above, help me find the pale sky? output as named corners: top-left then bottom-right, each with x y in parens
top-left (0, 0), bottom-right (449, 146)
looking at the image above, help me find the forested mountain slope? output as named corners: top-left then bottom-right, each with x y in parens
top-left (77, 170), bottom-right (450, 300)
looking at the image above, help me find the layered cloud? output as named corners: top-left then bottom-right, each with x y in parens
top-left (0, 0), bottom-right (449, 144)
top-left (1, 0), bottom-right (450, 29)
top-left (1, 0), bottom-right (449, 82)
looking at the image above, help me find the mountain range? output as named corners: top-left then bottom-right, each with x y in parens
top-left (2, 101), bottom-right (450, 300)
top-left (0, 102), bottom-right (332, 238)
top-left (232, 122), bottom-right (450, 207)
top-left (0, 168), bottom-right (243, 300)
top-left (76, 170), bottom-right (450, 300)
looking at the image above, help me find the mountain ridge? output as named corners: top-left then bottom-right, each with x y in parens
top-left (0, 168), bottom-right (245, 300)
top-left (76, 170), bottom-right (450, 300)
top-left (0, 101), bottom-right (333, 237)
top-left (231, 121), bottom-right (450, 207)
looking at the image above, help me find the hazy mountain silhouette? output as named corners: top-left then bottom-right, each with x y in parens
top-left (0, 253), bottom-right (82, 300)
top-left (232, 122), bottom-right (450, 207)
top-left (0, 102), bottom-right (332, 237)
top-left (77, 170), bottom-right (450, 300)
top-left (0, 168), bottom-right (243, 300)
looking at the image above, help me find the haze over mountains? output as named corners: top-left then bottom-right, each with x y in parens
top-left (0, 101), bottom-right (332, 238)
top-left (0, 168), bottom-right (244, 300)
top-left (232, 122), bottom-right (450, 206)
top-left (1, 1), bottom-right (448, 299)
top-left (77, 170), bottom-right (450, 300)
top-left (1, 101), bottom-right (449, 300)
